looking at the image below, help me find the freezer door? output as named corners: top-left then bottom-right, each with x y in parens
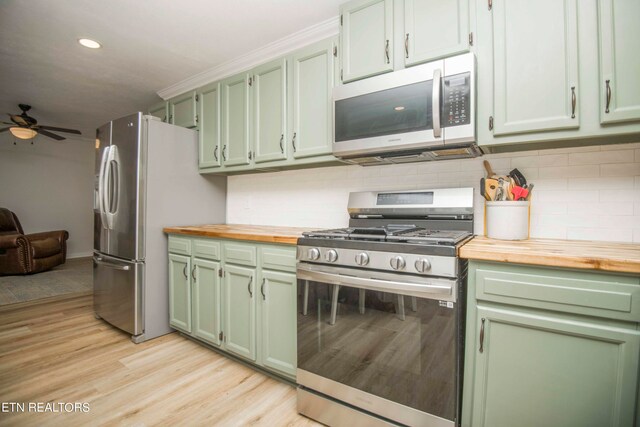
top-left (94, 122), bottom-right (111, 254)
top-left (93, 253), bottom-right (143, 336)
top-left (107, 113), bottom-right (145, 260)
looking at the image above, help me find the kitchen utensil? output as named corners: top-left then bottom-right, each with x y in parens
top-left (484, 178), bottom-right (499, 201)
top-left (496, 177), bottom-right (505, 201)
top-left (511, 186), bottom-right (529, 201)
top-left (509, 168), bottom-right (527, 187)
top-left (480, 178), bottom-right (488, 200)
top-left (525, 183), bottom-right (534, 200)
top-left (483, 160), bottom-right (496, 178)
top-left (507, 177), bottom-right (515, 201)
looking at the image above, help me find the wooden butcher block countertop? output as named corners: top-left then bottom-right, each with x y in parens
top-left (163, 224), bottom-right (315, 245)
top-left (459, 236), bottom-right (640, 274)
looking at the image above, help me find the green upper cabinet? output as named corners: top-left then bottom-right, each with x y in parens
top-left (148, 101), bottom-right (168, 122)
top-left (469, 305), bottom-right (640, 427)
top-left (598, 0), bottom-right (640, 124)
top-left (289, 38), bottom-right (336, 159)
top-left (221, 72), bottom-right (252, 167)
top-left (192, 258), bottom-right (221, 346)
top-left (404, 0), bottom-right (469, 67)
top-left (223, 264), bottom-right (256, 362)
top-left (197, 82), bottom-right (221, 169)
top-left (340, 0), bottom-right (394, 83)
top-left (253, 59), bottom-right (288, 164)
top-left (487, 0), bottom-right (580, 136)
top-left (169, 90), bottom-right (198, 128)
top-left (168, 253), bottom-right (191, 333)
top-left (258, 270), bottom-right (297, 377)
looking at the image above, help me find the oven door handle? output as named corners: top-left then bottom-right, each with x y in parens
top-left (296, 265), bottom-right (454, 301)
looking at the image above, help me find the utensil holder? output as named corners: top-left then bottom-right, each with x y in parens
top-left (484, 201), bottom-right (530, 240)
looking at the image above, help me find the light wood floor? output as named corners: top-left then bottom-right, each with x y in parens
top-left (0, 293), bottom-right (320, 426)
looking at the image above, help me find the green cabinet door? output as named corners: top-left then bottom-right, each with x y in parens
top-left (253, 59), bottom-right (288, 164)
top-left (149, 101), bottom-right (168, 122)
top-left (259, 270), bottom-right (297, 377)
top-left (221, 73), bottom-right (251, 167)
top-left (483, 0), bottom-right (580, 136)
top-left (197, 82), bottom-right (222, 169)
top-left (340, 0), bottom-right (394, 83)
top-left (168, 253), bottom-right (191, 333)
top-left (192, 258), bottom-right (221, 346)
top-left (223, 264), bottom-right (256, 361)
top-left (290, 38), bottom-right (336, 159)
top-left (598, 0), bottom-right (640, 124)
top-left (169, 91), bottom-right (197, 128)
top-left (470, 306), bottom-right (640, 427)
top-left (404, 0), bottom-right (469, 66)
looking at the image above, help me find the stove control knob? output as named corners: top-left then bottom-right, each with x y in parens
top-left (415, 258), bottom-right (432, 273)
top-left (390, 256), bottom-right (406, 270)
top-left (307, 248), bottom-right (321, 261)
top-left (355, 252), bottom-right (369, 266)
top-left (325, 249), bottom-right (339, 263)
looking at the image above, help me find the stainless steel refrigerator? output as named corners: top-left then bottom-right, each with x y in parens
top-left (93, 112), bottom-right (226, 343)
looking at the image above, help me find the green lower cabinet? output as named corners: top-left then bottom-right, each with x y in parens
top-left (470, 306), bottom-right (640, 427)
top-left (462, 261), bottom-right (640, 427)
top-left (192, 258), bottom-right (221, 346)
top-left (168, 253), bottom-right (191, 333)
top-left (258, 269), bottom-right (297, 377)
top-left (223, 264), bottom-right (257, 362)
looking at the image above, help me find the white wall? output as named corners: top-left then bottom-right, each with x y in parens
top-left (227, 142), bottom-right (640, 243)
top-left (0, 135), bottom-right (94, 257)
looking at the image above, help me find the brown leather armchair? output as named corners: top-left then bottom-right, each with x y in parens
top-left (0, 208), bottom-right (69, 275)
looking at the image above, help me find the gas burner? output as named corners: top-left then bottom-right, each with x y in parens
top-left (303, 226), bottom-right (470, 246)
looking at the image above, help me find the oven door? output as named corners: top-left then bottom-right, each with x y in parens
top-left (296, 263), bottom-right (460, 427)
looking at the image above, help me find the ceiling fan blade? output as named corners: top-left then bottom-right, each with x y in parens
top-left (37, 125), bottom-right (82, 135)
top-left (10, 114), bottom-right (28, 126)
top-left (2, 121), bottom-right (13, 125)
top-left (37, 129), bottom-right (66, 141)
top-left (0, 127), bottom-right (10, 133)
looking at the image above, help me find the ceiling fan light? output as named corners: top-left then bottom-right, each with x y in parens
top-left (78, 38), bottom-right (102, 49)
top-left (9, 127), bottom-right (38, 140)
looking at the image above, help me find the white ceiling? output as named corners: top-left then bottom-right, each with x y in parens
top-left (0, 0), bottom-right (342, 140)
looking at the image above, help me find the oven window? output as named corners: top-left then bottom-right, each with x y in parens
top-left (297, 279), bottom-right (457, 421)
top-left (334, 81), bottom-right (433, 142)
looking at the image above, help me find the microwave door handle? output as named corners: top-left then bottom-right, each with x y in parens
top-left (432, 68), bottom-right (442, 138)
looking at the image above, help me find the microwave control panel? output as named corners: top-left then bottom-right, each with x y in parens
top-left (443, 72), bottom-right (471, 128)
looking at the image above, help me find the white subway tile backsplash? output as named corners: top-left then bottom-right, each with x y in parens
top-left (227, 142), bottom-right (640, 243)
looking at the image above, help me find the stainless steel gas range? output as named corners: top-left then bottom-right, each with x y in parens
top-left (296, 187), bottom-right (474, 427)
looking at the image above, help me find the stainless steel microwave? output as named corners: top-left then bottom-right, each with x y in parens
top-left (332, 53), bottom-right (479, 165)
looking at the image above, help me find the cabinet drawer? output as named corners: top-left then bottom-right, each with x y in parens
top-left (474, 263), bottom-right (640, 322)
top-left (223, 242), bottom-right (257, 266)
top-left (193, 239), bottom-right (221, 261)
top-left (260, 246), bottom-right (296, 272)
top-left (168, 235), bottom-right (191, 256)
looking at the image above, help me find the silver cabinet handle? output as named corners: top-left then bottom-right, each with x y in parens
top-left (405, 34), bottom-right (409, 59)
top-left (385, 40), bottom-right (390, 64)
top-left (261, 278), bottom-right (266, 300)
top-left (292, 132), bottom-right (297, 152)
top-left (214, 145), bottom-right (219, 162)
top-left (222, 145), bottom-right (227, 161)
top-left (571, 86), bottom-right (576, 119)
top-left (279, 134), bottom-right (284, 154)
top-left (248, 276), bottom-right (253, 297)
top-left (605, 80), bottom-right (611, 114)
top-left (432, 68), bottom-right (442, 138)
top-left (479, 318), bottom-right (486, 353)
top-left (183, 264), bottom-right (188, 279)
top-left (94, 257), bottom-right (131, 271)
top-left (191, 265), bottom-right (196, 281)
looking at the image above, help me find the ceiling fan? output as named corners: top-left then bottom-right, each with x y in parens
top-left (0, 104), bottom-right (82, 141)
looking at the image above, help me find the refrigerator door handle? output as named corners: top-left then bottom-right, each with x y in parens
top-left (104, 145), bottom-right (119, 229)
top-left (98, 146), bottom-right (111, 229)
top-left (94, 255), bottom-right (131, 271)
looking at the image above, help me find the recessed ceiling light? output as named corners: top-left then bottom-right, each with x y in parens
top-left (78, 38), bottom-right (101, 49)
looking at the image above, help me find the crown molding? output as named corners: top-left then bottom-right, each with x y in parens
top-left (157, 16), bottom-right (340, 100)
